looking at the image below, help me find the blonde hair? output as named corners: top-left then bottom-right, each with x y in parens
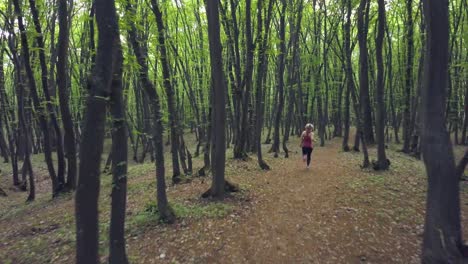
top-left (305, 123), bottom-right (314, 130)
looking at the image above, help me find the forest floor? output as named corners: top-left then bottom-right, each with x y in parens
top-left (0, 136), bottom-right (467, 264)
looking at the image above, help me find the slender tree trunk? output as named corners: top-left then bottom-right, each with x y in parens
top-left (233, 0), bottom-right (253, 160)
top-left (374, 0), bottom-right (389, 170)
top-left (57, 0), bottom-right (77, 190)
top-left (272, 0), bottom-right (287, 157)
top-left (28, 0), bottom-right (66, 189)
top-left (402, 0), bottom-right (414, 153)
top-left (357, 0), bottom-right (374, 145)
top-left (108, 45), bottom-right (129, 264)
top-left (126, 0), bottom-right (175, 223)
top-left (13, 0), bottom-right (60, 196)
top-left (75, 0), bottom-right (121, 260)
top-left (0, 49), bottom-right (9, 163)
top-left (150, 0), bottom-right (182, 184)
top-left (254, 15), bottom-right (271, 169)
top-left (403, 0), bottom-right (414, 153)
top-left (342, 0), bottom-right (353, 152)
top-left (205, 0), bottom-right (228, 200)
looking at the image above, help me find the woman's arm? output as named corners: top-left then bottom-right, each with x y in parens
top-left (300, 131), bottom-right (305, 147)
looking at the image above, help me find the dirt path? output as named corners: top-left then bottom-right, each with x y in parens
top-left (134, 138), bottom-right (454, 264)
top-left (206, 139), bottom-right (404, 264)
top-left (216, 142), bottom-right (347, 263)
top-left (1, 138), bottom-right (466, 263)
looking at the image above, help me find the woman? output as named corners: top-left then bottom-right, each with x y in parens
top-left (300, 124), bottom-right (315, 169)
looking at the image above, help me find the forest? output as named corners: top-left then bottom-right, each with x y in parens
top-left (0, 0), bottom-right (467, 262)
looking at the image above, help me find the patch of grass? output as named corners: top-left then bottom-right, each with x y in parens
top-left (128, 163), bottom-right (155, 179)
top-left (130, 200), bottom-right (233, 228)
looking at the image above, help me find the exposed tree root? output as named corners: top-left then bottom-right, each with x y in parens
top-left (201, 180), bottom-right (240, 199)
top-left (0, 187), bottom-right (7, 197)
top-left (159, 206), bottom-right (176, 224)
top-left (372, 159), bottom-right (391, 171)
top-left (258, 160), bottom-right (270, 170)
top-left (197, 167), bottom-right (208, 177)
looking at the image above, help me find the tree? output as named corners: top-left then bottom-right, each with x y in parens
top-left (342, 0), bottom-right (353, 152)
top-left (75, 0), bottom-right (121, 261)
top-left (402, 0), bottom-right (414, 153)
top-left (125, 0), bottom-right (175, 223)
top-left (57, 0), bottom-right (77, 191)
top-left (204, 0), bottom-right (229, 200)
top-left (356, 0), bottom-right (374, 145)
top-left (13, 0), bottom-right (59, 197)
top-left (374, 0), bottom-right (389, 170)
top-left (271, 0), bottom-right (287, 158)
top-left (108, 45), bottom-right (129, 264)
top-left (254, 0), bottom-right (274, 170)
top-left (150, 0), bottom-right (183, 184)
top-left (421, 0), bottom-right (466, 261)
top-left (28, 0), bottom-right (67, 190)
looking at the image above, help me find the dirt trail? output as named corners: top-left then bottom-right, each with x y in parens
top-left (151, 138), bottom-right (432, 264)
top-left (1, 138), bottom-right (466, 263)
top-left (218, 143), bottom-right (345, 263)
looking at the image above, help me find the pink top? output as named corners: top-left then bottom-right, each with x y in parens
top-left (302, 132), bottom-right (313, 148)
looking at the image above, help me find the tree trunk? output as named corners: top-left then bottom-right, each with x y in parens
top-left (254, 2), bottom-right (271, 169)
top-left (150, 0), bottom-right (182, 184)
top-left (108, 44), bottom-right (129, 264)
top-left (402, 0), bottom-right (414, 153)
top-left (342, 0), bottom-right (353, 152)
top-left (13, 0), bottom-right (61, 196)
top-left (374, 0), bottom-right (389, 170)
top-left (28, 0), bottom-right (66, 189)
top-left (57, 0), bottom-right (77, 191)
top-left (233, 0), bottom-right (253, 160)
top-left (271, 0), bottom-right (287, 157)
top-left (205, 0), bottom-right (228, 200)
top-left (357, 0), bottom-right (374, 145)
top-left (421, 0), bottom-right (465, 261)
top-left (75, 0), bottom-right (121, 260)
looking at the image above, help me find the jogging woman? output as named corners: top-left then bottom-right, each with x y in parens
top-left (300, 124), bottom-right (315, 169)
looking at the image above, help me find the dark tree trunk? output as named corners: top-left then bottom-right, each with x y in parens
top-left (0, 47), bottom-right (18, 179)
top-left (271, 0), bottom-right (287, 158)
top-left (0, 49), bottom-right (9, 163)
top-left (313, 0), bottom-right (325, 147)
top-left (57, 0), bottom-right (77, 191)
top-left (385, 20), bottom-right (400, 145)
top-left (108, 45), bottom-right (129, 264)
top-left (205, 0), bottom-right (228, 200)
top-left (411, 6), bottom-right (425, 158)
top-left (374, 0), bottom-right (389, 170)
top-left (150, 0), bottom-right (182, 184)
top-left (28, 0), bottom-right (66, 189)
top-left (233, 0), bottom-right (253, 160)
top-left (357, 0), bottom-right (374, 145)
top-left (126, 0), bottom-right (175, 223)
top-left (421, 0), bottom-right (465, 261)
top-left (402, 0), bottom-right (414, 153)
top-left (75, 0), bottom-right (121, 261)
top-left (342, 0), bottom-right (353, 152)
top-left (254, 2), bottom-right (271, 169)
top-left (13, 0), bottom-right (61, 196)
top-left (15, 57), bottom-right (35, 200)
